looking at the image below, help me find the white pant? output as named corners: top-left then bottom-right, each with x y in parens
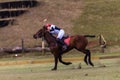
top-left (57, 29), bottom-right (65, 39)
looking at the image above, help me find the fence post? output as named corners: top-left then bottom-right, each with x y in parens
top-left (42, 37), bottom-right (45, 54)
top-left (21, 38), bottom-right (25, 53)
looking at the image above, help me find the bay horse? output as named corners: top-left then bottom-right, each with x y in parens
top-left (33, 26), bottom-right (95, 70)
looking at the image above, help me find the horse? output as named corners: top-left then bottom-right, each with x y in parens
top-left (33, 26), bottom-right (95, 70)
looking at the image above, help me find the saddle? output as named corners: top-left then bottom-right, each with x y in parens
top-left (62, 35), bottom-right (71, 46)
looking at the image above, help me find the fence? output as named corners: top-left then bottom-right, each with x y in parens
top-left (0, 34), bottom-right (106, 54)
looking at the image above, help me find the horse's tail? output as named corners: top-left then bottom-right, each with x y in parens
top-left (84, 35), bottom-right (96, 38)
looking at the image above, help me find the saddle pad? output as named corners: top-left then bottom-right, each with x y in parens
top-left (64, 37), bottom-right (71, 46)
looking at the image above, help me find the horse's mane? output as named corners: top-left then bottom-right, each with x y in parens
top-left (42, 26), bottom-right (56, 39)
top-left (44, 30), bottom-right (58, 44)
top-left (46, 31), bottom-right (56, 39)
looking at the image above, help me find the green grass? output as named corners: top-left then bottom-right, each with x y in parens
top-left (73, 0), bottom-right (120, 45)
top-left (0, 51), bottom-right (119, 80)
top-left (0, 58), bottom-right (119, 80)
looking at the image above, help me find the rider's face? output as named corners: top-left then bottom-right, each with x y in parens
top-left (47, 26), bottom-right (50, 31)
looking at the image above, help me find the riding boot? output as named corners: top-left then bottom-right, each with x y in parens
top-left (57, 38), bottom-right (68, 50)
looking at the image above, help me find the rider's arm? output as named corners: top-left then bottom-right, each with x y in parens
top-left (50, 25), bottom-right (61, 31)
top-left (50, 25), bottom-right (55, 31)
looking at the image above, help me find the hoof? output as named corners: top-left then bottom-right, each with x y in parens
top-left (68, 62), bottom-right (72, 64)
top-left (51, 68), bottom-right (57, 71)
top-left (66, 62), bottom-right (72, 65)
top-left (90, 63), bottom-right (94, 67)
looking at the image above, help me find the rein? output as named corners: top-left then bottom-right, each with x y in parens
top-left (43, 31), bottom-right (57, 45)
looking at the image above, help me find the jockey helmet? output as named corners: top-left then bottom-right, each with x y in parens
top-left (45, 24), bottom-right (51, 28)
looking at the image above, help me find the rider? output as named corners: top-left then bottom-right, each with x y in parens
top-left (45, 24), bottom-right (67, 50)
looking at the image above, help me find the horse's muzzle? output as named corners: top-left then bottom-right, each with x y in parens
top-left (33, 35), bottom-right (37, 39)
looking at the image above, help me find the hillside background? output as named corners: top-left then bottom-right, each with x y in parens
top-left (0, 0), bottom-right (82, 48)
top-left (0, 0), bottom-right (120, 52)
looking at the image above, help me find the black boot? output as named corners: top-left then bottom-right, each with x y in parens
top-left (57, 38), bottom-right (67, 50)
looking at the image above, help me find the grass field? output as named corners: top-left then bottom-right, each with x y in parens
top-left (0, 58), bottom-right (119, 80)
top-left (0, 51), bottom-right (119, 80)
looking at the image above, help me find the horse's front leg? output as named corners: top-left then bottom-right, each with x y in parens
top-left (52, 55), bottom-right (58, 71)
top-left (59, 55), bottom-right (72, 65)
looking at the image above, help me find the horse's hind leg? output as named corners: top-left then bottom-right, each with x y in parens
top-left (84, 53), bottom-right (88, 65)
top-left (76, 48), bottom-right (94, 67)
top-left (59, 55), bottom-right (72, 65)
top-left (87, 49), bottom-right (94, 67)
top-left (83, 49), bottom-right (94, 67)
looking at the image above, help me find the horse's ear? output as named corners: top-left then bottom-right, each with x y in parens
top-left (43, 25), bottom-right (47, 30)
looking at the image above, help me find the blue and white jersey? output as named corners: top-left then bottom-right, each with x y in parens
top-left (49, 25), bottom-right (61, 34)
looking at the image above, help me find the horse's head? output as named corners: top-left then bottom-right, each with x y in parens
top-left (33, 26), bottom-right (47, 39)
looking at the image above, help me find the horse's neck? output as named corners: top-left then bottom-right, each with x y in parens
top-left (44, 32), bottom-right (57, 44)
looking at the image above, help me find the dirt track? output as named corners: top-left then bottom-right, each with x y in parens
top-left (0, 55), bottom-right (119, 66)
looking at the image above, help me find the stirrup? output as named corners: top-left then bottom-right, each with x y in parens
top-left (62, 45), bottom-right (67, 51)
